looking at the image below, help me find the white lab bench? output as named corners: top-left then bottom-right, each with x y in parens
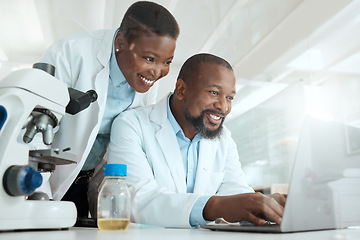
top-left (0, 224), bottom-right (360, 240)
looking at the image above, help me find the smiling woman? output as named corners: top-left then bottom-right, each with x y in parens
top-left (115, 32), bottom-right (176, 93)
top-left (32, 1), bottom-right (181, 219)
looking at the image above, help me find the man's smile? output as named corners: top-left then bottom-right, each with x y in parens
top-left (207, 112), bottom-right (222, 125)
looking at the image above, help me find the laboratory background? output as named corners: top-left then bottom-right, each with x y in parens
top-left (0, 0), bottom-right (360, 191)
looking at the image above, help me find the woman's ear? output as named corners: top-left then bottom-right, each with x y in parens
top-left (114, 32), bottom-right (126, 52)
top-left (175, 79), bottom-right (187, 101)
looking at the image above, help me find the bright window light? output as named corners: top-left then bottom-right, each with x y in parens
top-left (288, 48), bottom-right (324, 71)
top-left (305, 86), bottom-right (335, 121)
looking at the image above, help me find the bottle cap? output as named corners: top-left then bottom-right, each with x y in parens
top-left (104, 164), bottom-right (127, 176)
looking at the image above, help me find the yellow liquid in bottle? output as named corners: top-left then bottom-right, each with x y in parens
top-left (97, 218), bottom-right (130, 230)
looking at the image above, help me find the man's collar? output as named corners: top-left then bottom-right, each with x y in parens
top-left (167, 94), bottom-right (182, 135)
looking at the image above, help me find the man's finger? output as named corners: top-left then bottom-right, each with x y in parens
top-left (268, 193), bottom-right (287, 207)
top-left (246, 213), bottom-right (267, 226)
top-left (260, 196), bottom-right (284, 224)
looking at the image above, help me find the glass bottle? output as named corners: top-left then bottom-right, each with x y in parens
top-left (97, 164), bottom-right (131, 230)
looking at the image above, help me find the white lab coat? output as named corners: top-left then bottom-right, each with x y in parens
top-left (108, 94), bottom-right (254, 228)
top-left (40, 29), bottom-right (158, 200)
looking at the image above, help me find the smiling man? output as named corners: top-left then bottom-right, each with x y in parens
top-left (107, 53), bottom-right (286, 228)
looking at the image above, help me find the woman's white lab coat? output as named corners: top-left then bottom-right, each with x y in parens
top-left (40, 29), bottom-right (158, 200)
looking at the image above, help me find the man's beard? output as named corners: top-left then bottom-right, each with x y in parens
top-left (183, 108), bottom-right (225, 140)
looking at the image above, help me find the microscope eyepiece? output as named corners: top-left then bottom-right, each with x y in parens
top-left (66, 88), bottom-right (98, 115)
top-left (86, 90), bottom-right (98, 103)
top-left (32, 63), bottom-right (55, 76)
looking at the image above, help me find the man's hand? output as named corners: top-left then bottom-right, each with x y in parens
top-left (203, 192), bottom-right (285, 226)
top-left (267, 193), bottom-right (287, 207)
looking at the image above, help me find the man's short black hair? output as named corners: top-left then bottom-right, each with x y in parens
top-left (119, 1), bottom-right (180, 43)
top-left (177, 53), bottom-right (233, 84)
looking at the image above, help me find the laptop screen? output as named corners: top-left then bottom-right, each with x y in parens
top-left (282, 117), bottom-right (360, 232)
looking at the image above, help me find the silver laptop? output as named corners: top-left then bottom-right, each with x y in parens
top-left (202, 117), bottom-right (360, 233)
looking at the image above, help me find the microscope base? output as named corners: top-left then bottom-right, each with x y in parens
top-left (0, 200), bottom-right (77, 231)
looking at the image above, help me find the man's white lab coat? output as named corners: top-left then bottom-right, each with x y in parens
top-left (40, 29), bottom-right (158, 200)
top-left (108, 95), bottom-right (254, 228)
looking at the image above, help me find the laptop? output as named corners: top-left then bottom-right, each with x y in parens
top-left (201, 116), bottom-right (360, 233)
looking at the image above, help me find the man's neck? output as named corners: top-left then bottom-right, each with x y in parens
top-left (169, 94), bottom-right (197, 141)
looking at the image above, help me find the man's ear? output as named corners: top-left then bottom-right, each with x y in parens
top-left (175, 79), bottom-right (187, 101)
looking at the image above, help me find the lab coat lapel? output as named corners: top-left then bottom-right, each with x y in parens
top-left (193, 139), bottom-right (218, 194)
top-left (131, 92), bottom-right (147, 108)
top-left (90, 30), bottom-right (111, 138)
top-left (151, 95), bottom-right (187, 193)
top-left (94, 29), bottom-right (112, 113)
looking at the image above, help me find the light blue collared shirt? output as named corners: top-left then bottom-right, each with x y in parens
top-left (82, 31), bottom-right (135, 171)
top-left (166, 95), bottom-right (211, 227)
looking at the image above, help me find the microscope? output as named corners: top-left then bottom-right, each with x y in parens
top-left (0, 63), bottom-right (97, 231)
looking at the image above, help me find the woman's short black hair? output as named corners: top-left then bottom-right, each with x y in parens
top-left (119, 1), bottom-right (180, 43)
top-left (177, 53), bottom-right (233, 84)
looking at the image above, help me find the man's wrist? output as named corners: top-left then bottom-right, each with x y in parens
top-left (203, 195), bottom-right (221, 221)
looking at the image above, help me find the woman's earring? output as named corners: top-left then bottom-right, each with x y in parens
top-left (115, 48), bottom-right (120, 52)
